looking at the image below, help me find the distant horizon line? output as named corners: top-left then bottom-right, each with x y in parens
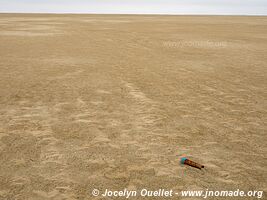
top-left (1, 12), bottom-right (267, 16)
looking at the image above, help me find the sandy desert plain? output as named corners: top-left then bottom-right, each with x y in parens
top-left (0, 14), bottom-right (266, 199)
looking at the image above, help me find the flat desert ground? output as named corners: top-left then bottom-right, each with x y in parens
top-left (0, 14), bottom-right (266, 199)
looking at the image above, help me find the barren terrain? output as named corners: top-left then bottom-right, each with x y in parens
top-left (0, 14), bottom-right (266, 199)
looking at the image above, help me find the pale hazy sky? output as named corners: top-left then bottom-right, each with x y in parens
top-left (1, 0), bottom-right (267, 15)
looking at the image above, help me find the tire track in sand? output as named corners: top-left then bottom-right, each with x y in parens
top-left (120, 81), bottom-right (179, 181)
